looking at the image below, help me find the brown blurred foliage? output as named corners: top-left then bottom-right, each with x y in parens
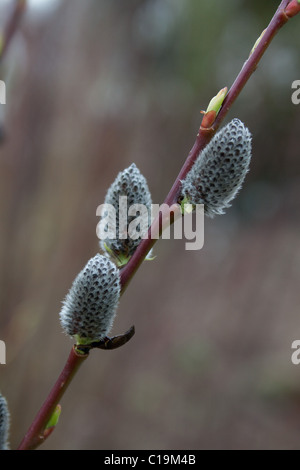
top-left (1, 0), bottom-right (300, 450)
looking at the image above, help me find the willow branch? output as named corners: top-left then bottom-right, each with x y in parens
top-left (119, 0), bottom-right (294, 293)
top-left (16, 0), bottom-right (299, 451)
top-left (18, 347), bottom-right (88, 450)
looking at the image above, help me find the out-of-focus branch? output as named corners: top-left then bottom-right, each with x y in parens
top-left (0, 1), bottom-right (27, 142)
top-left (0, 0), bottom-right (27, 64)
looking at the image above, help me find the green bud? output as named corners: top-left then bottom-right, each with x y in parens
top-left (206, 87), bottom-right (228, 115)
top-left (46, 405), bottom-right (61, 430)
top-left (249, 29), bottom-right (266, 57)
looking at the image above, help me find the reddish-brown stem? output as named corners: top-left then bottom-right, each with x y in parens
top-left (0, 0), bottom-right (27, 64)
top-left (18, 347), bottom-right (88, 450)
top-left (119, 0), bottom-right (293, 293)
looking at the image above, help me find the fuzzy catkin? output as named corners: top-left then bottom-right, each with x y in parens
top-left (0, 394), bottom-right (10, 450)
top-left (100, 163), bottom-right (152, 260)
top-left (59, 254), bottom-right (120, 344)
top-left (180, 118), bottom-right (252, 217)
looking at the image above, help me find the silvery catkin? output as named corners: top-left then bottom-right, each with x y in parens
top-left (180, 118), bottom-right (252, 217)
top-left (59, 254), bottom-right (120, 344)
top-left (100, 163), bottom-right (152, 262)
top-left (0, 394), bottom-right (10, 450)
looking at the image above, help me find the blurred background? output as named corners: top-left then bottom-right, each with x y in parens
top-left (1, 0), bottom-right (300, 450)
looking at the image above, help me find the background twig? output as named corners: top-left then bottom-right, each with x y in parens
top-left (0, 0), bottom-right (26, 64)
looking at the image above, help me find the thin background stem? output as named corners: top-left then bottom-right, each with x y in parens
top-left (17, 0), bottom-right (297, 450)
top-left (0, 0), bottom-right (27, 141)
top-left (0, 0), bottom-right (26, 64)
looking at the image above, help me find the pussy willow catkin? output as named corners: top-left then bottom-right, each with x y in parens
top-left (100, 163), bottom-right (152, 263)
top-left (180, 118), bottom-right (252, 217)
top-left (0, 394), bottom-right (10, 450)
top-left (59, 254), bottom-right (120, 345)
